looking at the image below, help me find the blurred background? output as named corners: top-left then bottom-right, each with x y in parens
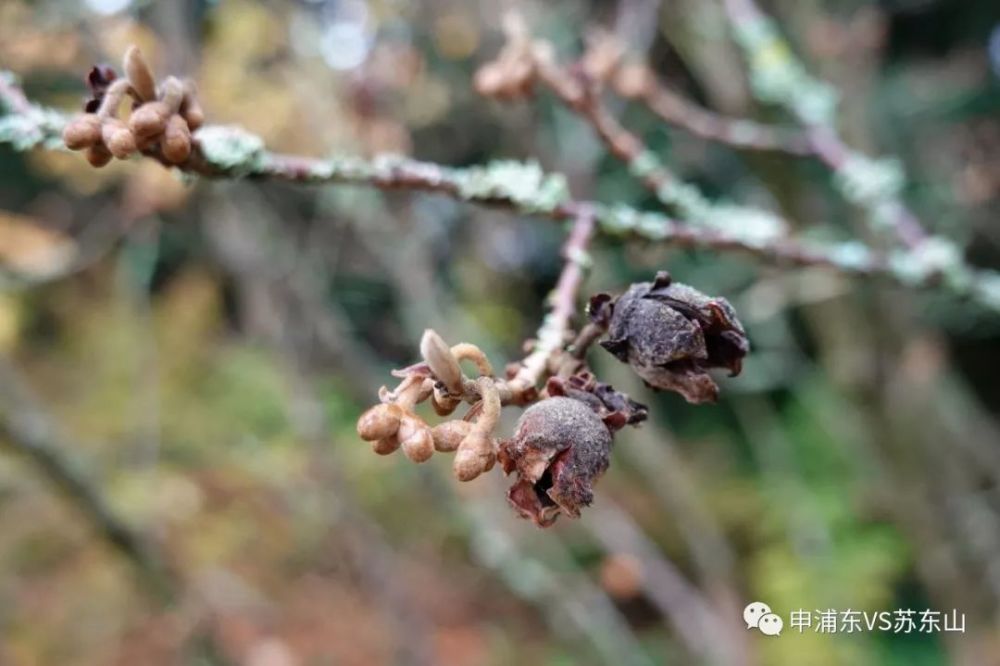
top-left (2, 0), bottom-right (1000, 664)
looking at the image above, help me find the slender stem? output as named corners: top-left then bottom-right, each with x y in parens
top-left (511, 205), bottom-right (597, 391)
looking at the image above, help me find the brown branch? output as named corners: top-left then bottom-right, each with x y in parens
top-left (0, 358), bottom-right (178, 603)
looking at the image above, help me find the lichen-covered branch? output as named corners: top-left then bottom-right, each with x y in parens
top-left (2, 70), bottom-right (999, 311)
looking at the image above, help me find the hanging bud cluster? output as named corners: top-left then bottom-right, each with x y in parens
top-left (62, 46), bottom-right (204, 168)
top-left (357, 274), bottom-right (746, 528)
top-left (356, 330), bottom-right (502, 482)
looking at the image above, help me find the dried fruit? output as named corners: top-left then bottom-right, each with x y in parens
top-left (599, 272), bottom-right (749, 404)
top-left (499, 396), bottom-right (615, 527)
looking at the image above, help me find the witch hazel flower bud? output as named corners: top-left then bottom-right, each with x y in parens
top-left (599, 271), bottom-right (749, 404)
top-left (499, 396), bottom-right (617, 527)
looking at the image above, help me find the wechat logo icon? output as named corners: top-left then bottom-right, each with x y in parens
top-left (744, 601), bottom-right (783, 636)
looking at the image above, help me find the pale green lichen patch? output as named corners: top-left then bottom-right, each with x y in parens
top-left (454, 160), bottom-right (570, 213)
top-left (195, 125), bottom-right (266, 174)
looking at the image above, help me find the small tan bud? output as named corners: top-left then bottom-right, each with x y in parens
top-left (101, 119), bottom-right (137, 159)
top-left (357, 403), bottom-right (403, 441)
top-left (62, 115), bottom-right (102, 150)
top-left (123, 45), bottom-right (157, 102)
top-left (84, 144), bottom-right (113, 168)
top-left (372, 435), bottom-right (400, 456)
top-left (398, 414), bottom-right (434, 463)
top-left (431, 420), bottom-right (472, 452)
top-left (420, 329), bottom-right (463, 393)
top-left (161, 114), bottom-right (192, 164)
top-left (453, 431), bottom-right (496, 481)
top-left (431, 387), bottom-right (461, 417)
top-left (129, 101), bottom-right (171, 140)
top-left (180, 80), bottom-right (205, 130)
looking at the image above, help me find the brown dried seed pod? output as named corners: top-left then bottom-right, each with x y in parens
top-left (101, 119), bottom-right (137, 159)
top-left (356, 403), bottom-right (403, 441)
top-left (180, 80), bottom-right (205, 130)
top-left (129, 101), bottom-right (171, 140)
top-left (62, 115), bottom-right (102, 150)
top-left (453, 430), bottom-right (496, 481)
top-left (161, 114), bottom-right (192, 164)
top-left (123, 45), bottom-right (156, 102)
top-left (431, 420), bottom-right (472, 452)
top-left (398, 414), bottom-right (434, 463)
top-left (84, 143), bottom-right (113, 168)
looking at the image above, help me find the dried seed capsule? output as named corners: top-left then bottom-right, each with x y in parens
top-left (84, 143), bottom-right (113, 168)
top-left (453, 430), bottom-right (495, 481)
top-left (499, 396), bottom-right (614, 527)
top-left (398, 414), bottom-right (433, 463)
top-left (123, 45), bottom-right (156, 102)
top-left (431, 420), bottom-right (472, 452)
top-left (356, 403), bottom-right (403, 442)
top-left (161, 114), bottom-right (192, 164)
top-left (101, 119), bottom-right (137, 159)
top-left (128, 101), bottom-right (171, 140)
top-left (62, 115), bottom-right (102, 150)
top-left (599, 272), bottom-right (749, 404)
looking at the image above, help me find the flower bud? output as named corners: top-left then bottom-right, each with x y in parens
top-left (129, 101), bottom-right (171, 140)
top-left (398, 414), bottom-right (433, 463)
top-left (611, 63), bottom-right (650, 99)
top-left (162, 114), bottom-right (192, 164)
top-left (101, 119), bottom-right (137, 159)
top-left (431, 420), bottom-right (472, 452)
top-left (180, 80), bottom-right (205, 130)
top-left (499, 396), bottom-right (613, 527)
top-left (372, 435), bottom-right (400, 456)
top-left (431, 386), bottom-right (461, 416)
top-left (84, 144), bottom-right (113, 168)
top-left (453, 430), bottom-right (495, 481)
top-left (420, 329), bottom-right (463, 394)
top-left (123, 45), bottom-right (157, 103)
top-left (599, 272), bottom-right (749, 404)
top-left (62, 115), bottom-right (102, 150)
top-left (356, 403), bottom-right (403, 442)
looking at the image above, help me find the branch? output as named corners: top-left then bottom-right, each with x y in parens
top-left (720, 0), bottom-right (929, 250)
top-left (509, 205), bottom-right (597, 390)
top-left (2, 70), bottom-right (999, 312)
top-left (0, 359), bottom-right (178, 602)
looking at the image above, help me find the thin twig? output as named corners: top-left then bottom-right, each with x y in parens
top-left (0, 358), bottom-right (178, 602)
top-left (510, 205), bottom-right (597, 390)
top-left (2, 71), bottom-right (998, 311)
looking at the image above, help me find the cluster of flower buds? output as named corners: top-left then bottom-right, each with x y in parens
top-left (62, 46), bottom-right (204, 167)
top-left (356, 330), bottom-right (502, 482)
top-left (595, 271), bottom-right (749, 404)
top-left (472, 20), bottom-right (537, 100)
top-left (356, 274), bottom-right (747, 528)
